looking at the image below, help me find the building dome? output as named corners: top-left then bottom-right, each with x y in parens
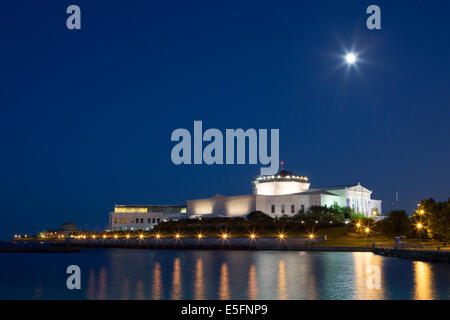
top-left (253, 169), bottom-right (310, 195)
top-left (61, 222), bottom-right (77, 232)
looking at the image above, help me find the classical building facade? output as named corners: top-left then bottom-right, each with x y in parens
top-left (187, 170), bottom-right (382, 218)
top-left (109, 205), bottom-right (186, 231)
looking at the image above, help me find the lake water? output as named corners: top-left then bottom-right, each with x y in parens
top-left (0, 249), bottom-right (449, 300)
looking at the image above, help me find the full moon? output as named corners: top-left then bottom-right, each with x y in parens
top-left (345, 53), bottom-right (357, 64)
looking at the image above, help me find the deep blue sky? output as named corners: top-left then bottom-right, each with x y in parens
top-left (1, 0), bottom-right (449, 239)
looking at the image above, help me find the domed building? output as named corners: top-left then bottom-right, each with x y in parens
top-left (39, 222), bottom-right (81, 238)
top-left (61, 222), bottom-right (78, 232)
top-left (187, 168), bottom-right (382, 218)
top-left (253, 170), bottom-right (310, 195)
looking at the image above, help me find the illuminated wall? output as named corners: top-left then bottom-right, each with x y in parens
top-left (187, 198), bottom-right (214, 215)
top-left (256, 194), bottom-right (310, 217)
top-left (254, 181), bottom-right (310, 196)
top-left (187, 195), bottom-right (257, 217)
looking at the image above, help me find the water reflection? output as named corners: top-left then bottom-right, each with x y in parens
top-left (87, 269), bottom-right (96, 299)
top-left (152, 262), bottom-right (162, 300)
top-left (171, 258), bottom-right (182, 300)
top-left (194, 259), bottom-right (205, 300)
top-left (8, 249), bottom-right (446, 300)
top-left (413, 261), bottom-right (435, 300)
top-left (219, 262), bottom-right (230, 300)
top-left (122, 278), bottom-right (130, 300)
top-left (293, 252), bottom-right (317, 299)
top-left (98, 267), bottom-right (107, 299)
top-left (277, 260), bottom-right (287, 300)
top-left (248, 264), bottom-right (258, 300)
top-left (136, 280), bottom-right (145, 300)
top-left (352, 252), bottom-right (386, 299)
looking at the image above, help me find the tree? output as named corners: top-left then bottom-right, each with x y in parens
top-left (247, 211), bottom-right (273, 221)
top-left (298, 205), bottom-right (346, 224)
top-left (378, 210), bottom-right (410, 236)
top-left (426, 199), bottom-right (450, 245)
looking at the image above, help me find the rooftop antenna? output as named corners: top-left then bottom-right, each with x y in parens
top-left (396, 190), bottom-right (399, 210)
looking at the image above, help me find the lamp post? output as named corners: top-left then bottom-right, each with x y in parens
top-left (416, 223), bottom-right (423, 245)
top-left (364, 227), bottom-right (370, 246)
top-left (356, 222), bottom-right (362, 238)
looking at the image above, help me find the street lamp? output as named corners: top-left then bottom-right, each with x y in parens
top-left (364, 227), bottom-right (370, 246)
top-left (355, 222), bottom-right (362, 238)
top-left (416, 223), bottom-right (423, 245)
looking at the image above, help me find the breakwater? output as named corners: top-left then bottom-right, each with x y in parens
top-left (373, 247), bottom-right (450, 263)
top-left (0, 245), bottom-right (80, 253)
top-left (67, 236), bottom-right (325, 250)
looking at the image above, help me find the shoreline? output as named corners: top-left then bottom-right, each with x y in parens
top-left (3, 240), bottom-right (449, 263)
top-left (0, 246), bottom-right (80, 253)
top-left (66, 237), bottom-right (375, 252)
top-left (373, 247), bottom-right (450, 263)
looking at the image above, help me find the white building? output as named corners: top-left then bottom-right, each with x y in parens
top-left (109, 205), bottom-right (186, 231)
top-left (187, 170), bottom-right (382, 218)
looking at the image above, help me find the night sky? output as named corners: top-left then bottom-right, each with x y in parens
top-left (1, 0), bottom-right (449, 239)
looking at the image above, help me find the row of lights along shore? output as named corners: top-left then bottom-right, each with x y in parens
top-left (73, 233), bottom-right (316, 240)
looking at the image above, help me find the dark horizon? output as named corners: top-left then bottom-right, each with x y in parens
top-left (1, 0), bottom-right (449, 239)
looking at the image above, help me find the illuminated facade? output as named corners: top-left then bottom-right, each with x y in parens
top-left (109, 205), bottom-right (187, 231)
top-left (187, 170), bottom-right (382, 218)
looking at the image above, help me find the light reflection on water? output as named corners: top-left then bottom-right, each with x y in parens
top-left (353, 252), bottom-right (385, 299)
top-left (152, 262), bottom-right (162, 300)
top-left (171, 258), bottom-right (181, 300)
top-left (218, 262), bottom-right (230, 300)
top-left (247, 264), bottom-right (258, 300)
top-left (413, 261), bottom-right (434, 300)
top-left (2, 249), bottom-right (449, 300)
top-left (277, 260), bottom-right (287, 300)
top-left (194, 259), bottom-right (204, 300)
